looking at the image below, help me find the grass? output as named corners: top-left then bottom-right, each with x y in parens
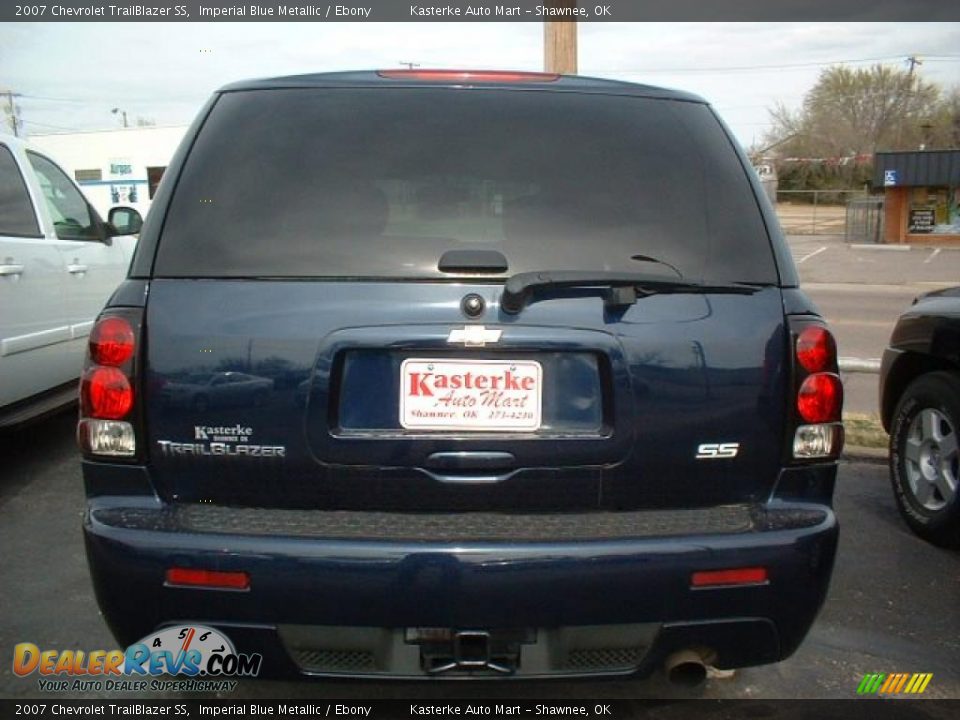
top-left (843, 412), bottom-right (888, 449)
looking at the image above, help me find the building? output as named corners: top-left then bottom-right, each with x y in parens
top-left (875, 149), bottom-right (960, 245)
top-left (29, 125), bottom-right (187, 218)
top-left (752, 160), bottom-right (778, 205)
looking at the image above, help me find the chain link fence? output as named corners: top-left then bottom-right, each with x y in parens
top-left (845, 196), bottom-right (885, 244)
top-left (775, 189), bottom-right (870, 236)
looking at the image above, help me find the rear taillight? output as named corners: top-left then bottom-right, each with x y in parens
top-left (795, 325), bottom-right (835, 373)
top-left (82, 366), bottom-right (133, 419)
top-left (789, 320), bottom-right (843, 460)
top-left (78, 311), bottom-right (141, 459)
top-left (797, 373), bottom-right (842, 423)
top-left (89, 316), bottom-right (135, 366)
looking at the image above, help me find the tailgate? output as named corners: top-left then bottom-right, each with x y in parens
top-left (143, 281), bottom-right (788, 512)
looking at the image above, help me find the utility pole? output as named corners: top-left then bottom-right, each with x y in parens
top-left (111, 107), bottom-right (128, 128)
top-left (896, 55), bottom-right (923, 150)
top-left (543, 2), bottom-right (578, 75)
top-left (3, 91), bottom-right (22, 137)
top-left (399, 61), bottom-right (420, 70)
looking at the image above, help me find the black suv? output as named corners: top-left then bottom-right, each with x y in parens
top-left (79, 70), bottom-right (843, 682)
top-left (881, 286), bottom-right (960, 548)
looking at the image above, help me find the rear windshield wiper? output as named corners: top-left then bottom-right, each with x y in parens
top-left (500, 270), bottom-right (763, 314)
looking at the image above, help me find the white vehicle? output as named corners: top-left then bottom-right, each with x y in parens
top-left (0, 133), bottom-right (142, 428)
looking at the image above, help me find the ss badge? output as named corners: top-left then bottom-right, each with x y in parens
top-left (696, 442), bottom-right (740, 459)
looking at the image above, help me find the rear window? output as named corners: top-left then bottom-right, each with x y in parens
top-left (154, 88), bottom-right (776, 284)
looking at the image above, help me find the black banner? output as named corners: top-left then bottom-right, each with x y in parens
top-left (4, 0), bottom-right (960, 23)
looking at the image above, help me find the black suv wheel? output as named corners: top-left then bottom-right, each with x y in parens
top-left (889, 372), bottom-right (960, 548)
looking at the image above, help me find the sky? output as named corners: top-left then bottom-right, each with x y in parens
top-left (2, 21), bottom-right (959, 149)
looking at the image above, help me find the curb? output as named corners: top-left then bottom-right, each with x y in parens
top-left (841, 445), bottom-right (888, 463)
top-left (838, 357), bottom-right (881, 374)
top-left (849, 243), bottom-right (911, 251)
top-left (802, 282), bottom-right (951, 293)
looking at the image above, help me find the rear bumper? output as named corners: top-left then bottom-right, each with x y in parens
top-left (83, 495), bottom-right (838, 679)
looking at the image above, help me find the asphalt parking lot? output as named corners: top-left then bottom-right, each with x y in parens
top-left (787, 235), bottom-right (960, 417)
top-left (1, 409), bottom-right (957, 701)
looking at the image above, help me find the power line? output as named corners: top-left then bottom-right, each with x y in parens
top-left (22, 119), bottom-right (83, 132)
top-left (19, 95), bottom-right (95, 104)
top-left (16, 56), bottom-right (959, 107)
top-left (593, 54), bottom-right (960, 75)
top-left (20, 93), bottom-right (201, 104)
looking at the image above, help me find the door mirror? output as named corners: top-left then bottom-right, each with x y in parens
top-left (108, 206), bottom-right (143, 236)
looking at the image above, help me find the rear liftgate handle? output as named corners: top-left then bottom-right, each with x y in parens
top-left (423, 451), bottom-right (516, 484)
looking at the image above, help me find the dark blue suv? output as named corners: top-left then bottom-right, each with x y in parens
top-left (79, 70), bottom-right (843, 683)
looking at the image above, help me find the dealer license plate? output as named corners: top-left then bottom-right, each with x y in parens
top-left (400, 358), bottom-right (542, 431)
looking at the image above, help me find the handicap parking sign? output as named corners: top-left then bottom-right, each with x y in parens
top-left (884, 169), bottom-right (898, 187)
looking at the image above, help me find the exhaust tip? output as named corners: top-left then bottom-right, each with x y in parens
top-left (665, 649), bottom-right (709, 687)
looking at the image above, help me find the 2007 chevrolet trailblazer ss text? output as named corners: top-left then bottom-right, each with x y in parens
top-left (80, 69), bottom-right (843, 683)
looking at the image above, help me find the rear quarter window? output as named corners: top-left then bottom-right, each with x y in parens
top-left (153, 88), bottom-right (777, 284)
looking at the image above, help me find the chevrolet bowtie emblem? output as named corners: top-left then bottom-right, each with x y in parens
top-left (447, 325), bottom-right (502, 347)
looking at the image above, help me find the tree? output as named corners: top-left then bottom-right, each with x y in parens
top-left (765, 64), bottom-right (958, 159)
top-left (925, 87), bottom-right (960, 148)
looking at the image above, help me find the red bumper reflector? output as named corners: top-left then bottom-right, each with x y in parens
top-left (691, 567), bottom-right (768, 588)
top-left (165, 568), bottom-right (250, 590)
